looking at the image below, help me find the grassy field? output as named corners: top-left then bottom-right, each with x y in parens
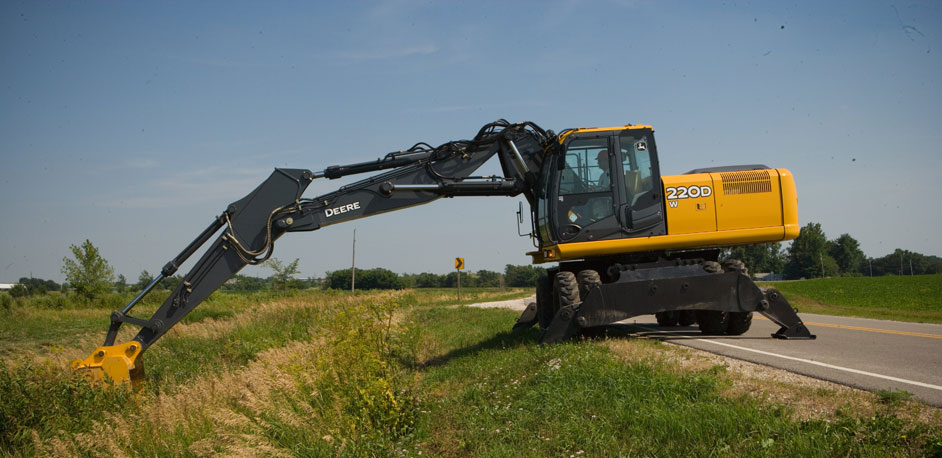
top-left (2, 288), bottom-right (941, 456)
top-left (759, 275), bottom-right (942, 323)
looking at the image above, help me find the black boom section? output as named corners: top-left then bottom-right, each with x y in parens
top-left (99, 121), bottom-right (556, 356)
top-left (105, 168), bottom-right (313, 351)
top-left (284, 141), bottom-right (513, 232)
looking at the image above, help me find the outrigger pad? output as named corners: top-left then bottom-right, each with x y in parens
top-left (762, 288), bottom-right (816, 340)
top-left (512, 302), bottom-right (539, 331)
top-left (772, 324), bottom-right (816, 340)
top-left (539, 304), bottom-right (581, 344)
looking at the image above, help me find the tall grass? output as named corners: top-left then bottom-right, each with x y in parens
top-left (2, 289), bottom-right (940, 456)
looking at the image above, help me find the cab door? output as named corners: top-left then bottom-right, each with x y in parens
top-left (552, 133), bottom-right (621, 243)
top-left (615, 129), bottom-right (666, 237)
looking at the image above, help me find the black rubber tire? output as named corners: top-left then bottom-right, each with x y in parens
top-left (576, 270), bottom-right (602, 298)
top-left (554, 271), bottom-right (580, 309)
top-left (697, 310), bottom-right (729, 335)
top-left (678, 310), bottom-right (697, 326)
top-left (703, 260), bottom-right (722, 274)
top-left (655, 311), bottom-right (679, 327)
top-left (725, 312), bottom-right (753, 335)
top-left (720, 259), bottom-right (752, 335)
top-left (722, 259), bottom-right (749, 276)
top-left (535, 276), bottom-right (554, 330)
top-left (697, 261), bottom-right (727, 335)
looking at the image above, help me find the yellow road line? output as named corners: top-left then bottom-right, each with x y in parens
top-left (754, 316), bottom-right (942, 339)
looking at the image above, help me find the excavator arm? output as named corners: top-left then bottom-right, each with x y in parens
top-left (72, 120), bottom-right (554, 385)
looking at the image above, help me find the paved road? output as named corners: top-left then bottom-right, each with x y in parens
top-left (616, 313), bottom-right (942, 407)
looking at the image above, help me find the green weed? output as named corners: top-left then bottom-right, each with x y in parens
top-left (0, 360), bottom-right (136, 453)
top-left (875, 389), bottom-right (914, 406)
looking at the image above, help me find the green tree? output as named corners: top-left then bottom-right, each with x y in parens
top-left (504, 264), bottom-right (546, 287)
top-left (223, 275), bottom-right (268, 291)
top-left (162, 274), bottom-right (184, 291)
top-left (266, 258), bottom-right (301, 292)
top-left (412, 272), bottom-right (444, 288)
top-left (476, 269), bottom-right (503, 288)
top-left (61, 239), bottom-right (115, 300)
top-left (136, 270), bottom-right (154, 290)
top-left (724, 243), bottom-right (786, 277)
top-left (16, 277), bottom-right (60, 295)
top-left (8, 284), bottom-right (29, 298)
top-left (359, 268), bottom-right (403, 290)
top-left (785, 223), bottom-right (837, 279)
top-left (115, 274), bottom-right (128, 293)
top-left (829, 233), bottom-right (865, 275)
top-left (327, 268), bottom-right (403, 290)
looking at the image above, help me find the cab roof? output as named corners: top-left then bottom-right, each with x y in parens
top-left (558, 124), bottom-right (653, 144)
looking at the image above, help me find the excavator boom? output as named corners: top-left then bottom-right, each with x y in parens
top-left (73, 120), bottom-right (553, 385)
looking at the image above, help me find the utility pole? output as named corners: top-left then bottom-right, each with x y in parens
top-left (351, 228), bottom-right (356, 293)
top-left (820, 252), bottom-right (825, 278)
top-left (869, 258), bottom-right (872, 277)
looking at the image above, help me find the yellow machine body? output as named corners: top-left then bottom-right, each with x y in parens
top-left (532, 167), bottom-right (799, 263)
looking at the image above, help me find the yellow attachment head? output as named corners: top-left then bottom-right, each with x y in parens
top-left (71, 341), bottom-right (145, 387)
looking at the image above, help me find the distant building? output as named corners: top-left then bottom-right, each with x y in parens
top-left (0, 283), bottom-right (18, 291)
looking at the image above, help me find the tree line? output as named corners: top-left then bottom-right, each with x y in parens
top-left (321, 264), bottom-right (546, 290)
top-left (4, 238), bottom-right (546, 302)
top-left (5, 224), bottom-right (939, 303)
top-left (725, 222), bottom-right (942, 279)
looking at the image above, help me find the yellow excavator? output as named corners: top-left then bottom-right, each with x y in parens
top-left (73, 120), bottom-right (814, 386)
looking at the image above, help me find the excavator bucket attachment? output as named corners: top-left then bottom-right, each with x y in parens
top-left (71, 341), bottom-right (145, 387)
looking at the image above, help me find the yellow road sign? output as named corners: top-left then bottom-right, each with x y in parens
top-left (455, 257), bottom-right (465, 270)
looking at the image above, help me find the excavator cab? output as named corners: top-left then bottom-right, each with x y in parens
top-left (535, 125), bottom-right (666, 249)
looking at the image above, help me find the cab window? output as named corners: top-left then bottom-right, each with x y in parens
top-left (620, 133), bottom-right (655, 205)
top-left (556, 138), bottom-right (614, 236)
top-left (560, 138), bottom-right (612, 194)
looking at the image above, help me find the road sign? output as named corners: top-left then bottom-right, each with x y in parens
top-left (455, 257), bottom-right (465, 270)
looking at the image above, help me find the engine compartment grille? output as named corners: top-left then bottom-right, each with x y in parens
top-left (720, 170), bottom-right (772, 195)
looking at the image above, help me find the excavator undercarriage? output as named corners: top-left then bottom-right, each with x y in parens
top-left (513, 255), bottom-right (815, 343)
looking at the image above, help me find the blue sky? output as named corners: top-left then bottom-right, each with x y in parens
top-left (1, 1), bottom-right (940, 282)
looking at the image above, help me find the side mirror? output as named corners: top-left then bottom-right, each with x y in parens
top-left (516, 201), bottom-right (530, 237)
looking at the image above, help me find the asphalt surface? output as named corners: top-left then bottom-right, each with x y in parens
top-left (616, 313), bottom-right (942, 407)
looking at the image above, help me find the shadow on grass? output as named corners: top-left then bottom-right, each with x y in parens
top-left (411, 318), bottom-right (775, 374)
top-left (419, 327), bottom-right (542, 369)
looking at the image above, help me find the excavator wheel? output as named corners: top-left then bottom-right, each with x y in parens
top-left (576, 270), bottom-right (609, 337)
top-left (703, 260), bottom-right (723, 274)
top-left (655, 311), bottom-right (679, 327)
top-left (697, 310), bottom-right (729, 335)
top-left (536, 276), bottom-right (554, 329)
top-left (678, 310), bottom-right (697, 326)
top-left (697, 261), bottom-right (728, 335)
top-left (725, 312), bottom-right (753, 336)
top-left (722, 259), bottom-right (749, 276)
top-left (721, 259), bottom-right (753, 335)
top-left (576, 270), bottom-right (601, 298)
top-left (554, 271), bottom-right (580, 309)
